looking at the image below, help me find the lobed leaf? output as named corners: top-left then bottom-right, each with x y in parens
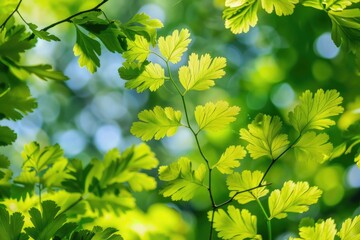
top-left (213, 145), bottom-right (246, 174)
top-left (131, 106), bottom-right (182, 141)
top-left (338, 215), bottom-right (360, 240)
top-left (124, 62), bottom-right (166, 92)
top-left (227, 170), bottom-right (269, 204)
top-left (0, 208), bottom-right (27, 240)
top-left (179, 53), bottom-right (226, 92)
top-left (301, 0), bottom-right (324, 9)
top-left (268, 181), bottom-right (322, 219)
top-left (223, 0), bottom-right (260, 34)
top-left (293, 132), bottom-right (333, 163)
top-left (324, 0), bottom-right (360, 11)
top-left (211, 206), bottom-right (262, 239)
top-left (158, 28), bottom-right (191, 64)
top-left (291, 218), bottom-right (337, 240)
top-left (240, 114), bottom-right (289, 160)
top-left (73, 26), bottom-right (101, 73)
top-left (0, 125), bottom-right (17, 146)
top-left (288, 89), bottom-right (344, 133)
top-left (195, 101), bottom-right (240, 132)
top-left (261, 0), bottom-right (299, 16)
top-left (122, 35), bottom-right (150, 63)
top-left (28, 23), bottom-right (60, 41)
top-left (158, 157), bottom-right (206, 201)
top-left (16, 64), bottom-right (69, 81)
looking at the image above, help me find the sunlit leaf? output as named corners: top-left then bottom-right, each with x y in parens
top-left (124, 62), bottom-right (166, 92)
top-left (227, 170), bottom-right (269, 204)
top-left (118, 61), bottom-right (148, 80)
top-left (122, 35), bottom-right (150, 63)
top-left (73, 26), bottom-right (101, 73)
top-left (301, 0), bottom-right (323, 10)
top-left (131, 106), bottom-right (182, 141)
top-left (179, 53), bottom-right (226, 92)
top-left (288, 89), bottom-right (344, 132)
top-left (0, 208), bottom-right (27, 240)
top-left (213, 145), bottom-right (246, 174)
top-left (28, 23), bottom-right (60, 42)
top-left (211, 205), bottom-right (262, 240)
top-left (159, 157), bottom-right (206, 201)
top-left (25, 200), bottom-right (68, 240)
top-left (293, 132), bottom-right (333, 163)
top-left (292, 218), bottom-right (337, 240)
top-left (269, 181), bottom-right (322, 219)
top-left (0, 125), bottom-right (16, 146)
top-left (261, 0), bottom-right (299, 16)
top-left (61, 159), bottom-right (93, 194)
top-left (195, 101), bottom-right (240, 132)
top-left (158, 28), bottom-right (191, 64)
top-left (16, 64), bottom-right (69, 81)
top-left (324, 0), bottom-right (360, 11)
top-left (223, 0), bottom-right (260, 34)
top-left (356, 154), bottom-right (360, 168)
top-left (240, 114), bottom-right (289, 160)
top-left (338, 215), bottom-right (360, 240)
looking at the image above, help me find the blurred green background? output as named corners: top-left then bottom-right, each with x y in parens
top-left (1, 0), bottom-right (360, 239)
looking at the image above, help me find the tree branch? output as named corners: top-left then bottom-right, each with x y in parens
top-left (0, 0), bottom-right (23, 30)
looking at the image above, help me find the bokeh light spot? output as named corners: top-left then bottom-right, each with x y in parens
top-left (315, 32), bottom-right (339, 59)
top-left (55, 129), bottom-right (87, 156)
top-left (271, 83), bottom-right (295, 109)
top-left (347, 164), bottom-right (360, 188)
top-left (94, 124), bottom-right (122, 152)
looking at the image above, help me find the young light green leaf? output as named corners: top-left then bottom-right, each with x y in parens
top-left (158, 28), bottom-right (191, 64)
top-left (25, 200), bottom-right (67, 240)
top-left (212, 206), bottom-right (262, 240)
top-left (213, 145), bottom-right (246, 174)
top-left (261, 0), bottom-right (299, 16)
top-left (338, 215), bottom-right (360, 240)
top-left (269, 181), bottom-right (322, 220)
top-left (225, 0), bottom-right (247, 7)
top-left (227, 170), bottom-right (269, 204)
top-left (291, 218), bottom-right (337, 240)
top-left (289, 89), bottom-right (344, 133)
top-left (28, 23), bottom-right (60, 41)
top-left (179, 53), bottom-right (226, 92)
top-left (118, 60), bottom-right (148, 80)
top-left (0, 126), bottom-right (17, 146)
top-left (240, 114), bottom-right (289, 160)
top-left (158, 157), bottom-right (206, 201)
top-left (124, 62), bottom-right (166, 92)
top-left (324, 0), bottom-right (360, 11)
top-left (356, 154), bottom-right (360, 168)
top-left (21, 141), bottom-right (64, 173)
top-left (293, 132), bottom-right (333, 163)
top-left (131, 106), bottom-right (182, 141)
top-left (195, 101), bottom-right (240, 132)
top-left (301, 0), bottom-right (323, 10)
top-left (0, 208), bottom-right (27, 240)
top-left (73, 26), bottom-right (101, 73)
top-left (17, 64), bottom-right (69, 81)
top-left (122, 35), bottom-right (150, 63)
top-left (223, 0), bottom-right (260, 34)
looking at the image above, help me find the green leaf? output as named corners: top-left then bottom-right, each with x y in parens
top-left (261, 0), bottom-right (299, 16)
top-left (118, 61), bottom-right (148, 80)
top-left (240, 114), bottom-right (289, 160)
top-left (0, 208), bottom-right (28, 240)
top-left (158, 157), bottom-right (206, 201)
top-left (292, 218), bottom-right (337, 240)
top-left (28, 23), bottom-right (60, 41)
top-left (122, 13), bottom-right (163, 46)
top-left (21, 141), bottom-right (64, 173)
top-left (131, 106), bottom-right (182, 141)
top-left (15, 64), bottom-right (69, 81)
top-left (61, 159), bottom-right (93, 194)
top-left (212, 145), bottom-right (246, 174)
top-left (179, 53), bottom-right (226, 92)
top-left (338, 215), bottom-right (360, 240)
top-left (268, 181), bottom-right (322, 220)
top-left (289, 89), bottom-right (343, 132)
top-left (25, 200), bottom-right (67, 240)
top-left (211, 205), bottom-right (262, 240)
top-left (122, 35), bottom-right (150, 63)
top-left (324, 0), bottom-right (360, 11)
top-left (124, 62), bottom-right (166, 92)
top-left (158, 28), bottom-right (191, 64)
top-left (227, 170), bottom-right (269, 204)
top-left (356, 154), bottom-right (360, 168)
top-left (73, 26), bottom-right (101, 73)
top-left (42, 157), bottom-right (70, 188)
top-left (0, 125), bottom-right (17, 146)
top-left (92, 226), bottom-right (123, 240)
top-left (0, 81), bottom-right (37, 121)
top-left (195, 101), bottom-right (240, 132)
top-left (301, 0), bottom-right (324, 10)
top-left (293, 132), bottom-right (333, 163)
top-left (223, 0), bottom-right (260, 34)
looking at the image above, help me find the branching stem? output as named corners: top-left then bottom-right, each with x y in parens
top-left (0, 0), bottom-right (23, 30)
top-left (59, 196), bottom-right (83, 216)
